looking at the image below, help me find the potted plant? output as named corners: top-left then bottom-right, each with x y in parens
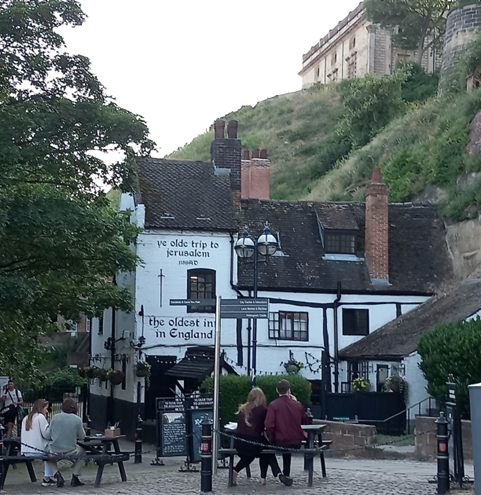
top-left (107, 369), bottom-right (125, 385)
top-left (79, 366), bottom-right (100, 380)
top-left (97, 368), bottom-right (109, 382)
top-left (134, 361), bottom-right (151, 377)
top-left (351, 377), bottom-right (371, 392)
top-left (283, 358), bottom-right (304, 375)
top-left (384, 375), bottom-right (408, 400)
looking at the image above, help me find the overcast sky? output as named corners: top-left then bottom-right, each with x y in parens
top-left (61, 1), bottom-right (361, 156)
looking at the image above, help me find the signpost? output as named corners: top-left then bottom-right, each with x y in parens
top-left (220, 298), bottom-right (269, 319)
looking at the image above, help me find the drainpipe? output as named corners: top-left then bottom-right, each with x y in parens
top-left (109, 278), bottom-right (117, 426)
top-left (333, 282), bottom-right (342, 393)
top-left (229, 232), bottom-right (244, 298)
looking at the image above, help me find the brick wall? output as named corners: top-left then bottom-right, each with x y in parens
top-left (313, 419), bottom-right (377, 457)
top-left (415, 416), bottom-right (473, 461)
top-left (439, 3), bottom-right (481, 93)
top-left (365, 168), bottom-right (389, 282)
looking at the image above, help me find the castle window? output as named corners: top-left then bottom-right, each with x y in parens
top-left (331, 52), bottom-right (337, 66)
top-left (349, 36), bottom-right (356, 50)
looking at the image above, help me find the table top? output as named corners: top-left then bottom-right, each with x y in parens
top-left (84, 435), bottom-right (126, 442)
top-left (301, 424), bottom-right (327, 432)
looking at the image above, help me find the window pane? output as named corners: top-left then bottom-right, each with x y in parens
top-left (187, 269), bottom-right (216, 313)
top-left (275, 312), bottom-right (308, 341)
top-left (342, 309), bottom-right (369, 336)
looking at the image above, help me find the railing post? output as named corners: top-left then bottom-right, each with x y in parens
top-left (200, 415), bottom-right (213, 493)
top-left (435, 412), bottom-right (450, 494)
top-left (135, 381), bottom-right (143, 464)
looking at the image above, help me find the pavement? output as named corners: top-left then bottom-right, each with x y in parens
top-left (0, 439), bottom-right (475, 495)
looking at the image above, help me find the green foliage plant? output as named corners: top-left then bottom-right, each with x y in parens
top-left (351, 377), bottom-right (371, 392)
top-left (201, 374), bottom-right (311, 424)
top-left (417, 317), bottom-right (481, 418)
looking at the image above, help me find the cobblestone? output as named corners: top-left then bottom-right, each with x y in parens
top-left (1, 455), bottom-right (463, 495)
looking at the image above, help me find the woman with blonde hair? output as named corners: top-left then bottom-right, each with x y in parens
top-left (21, 399), bottom-right (55, 486)
top-left (233, 387), bottom-right (290, 486)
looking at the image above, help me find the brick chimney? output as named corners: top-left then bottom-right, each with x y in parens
top-left (241, 148), bottom-right (270, 200)
top-left (211, 119), bottom-right (242, 210)
top-left (365, 167), bottom-right (389, 284)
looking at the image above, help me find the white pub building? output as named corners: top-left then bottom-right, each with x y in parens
top-left (89, 120), bottom-right (453, 439)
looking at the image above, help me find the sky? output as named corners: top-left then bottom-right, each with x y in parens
top-left (61, 1), bottom-right (361, 157)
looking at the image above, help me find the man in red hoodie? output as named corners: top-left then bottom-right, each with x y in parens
top-left (265, 379), bottom-right (308, 480)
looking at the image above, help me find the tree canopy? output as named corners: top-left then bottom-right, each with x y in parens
top-left (365, 0), bottom-right (455, 65)
top-left (418, 318), bottom-right (481, 418)
top-left (0, 0), bottom-right (154, 378)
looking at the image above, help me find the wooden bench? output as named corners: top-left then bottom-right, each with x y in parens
top-left (219, 443), bottom-right (330, 487)
top-left (0, 452), bottom-right (129, 489)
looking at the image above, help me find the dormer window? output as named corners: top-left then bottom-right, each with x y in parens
top-left (325, 232), bottom-right (356, 254)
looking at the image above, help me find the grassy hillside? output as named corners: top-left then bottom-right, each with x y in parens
top-left (170, 67), bottom-right (481, 221)
top-left (170, 86), bottom-right (345, 200)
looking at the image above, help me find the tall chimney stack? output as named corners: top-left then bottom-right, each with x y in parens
top-left (365, 167), bottom-right (389, 284)
top-left (211, 119), bottom-right (242, 210)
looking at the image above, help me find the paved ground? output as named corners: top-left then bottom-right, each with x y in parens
top-left (1, 442), bottom-right (475, 495)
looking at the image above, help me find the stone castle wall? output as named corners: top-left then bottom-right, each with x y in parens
top-left (439, 3), bottom-right (481, 93)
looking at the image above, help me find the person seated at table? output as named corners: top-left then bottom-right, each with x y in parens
top-left (47, 398), bottom-right (86, 487)
top-left (233, 387), bottom-right (292, 487)
top-left (265, 379), bottom-right (308, 481)
top-left (21, 399), bottom-right (55, 486)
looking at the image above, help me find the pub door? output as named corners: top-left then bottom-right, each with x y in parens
top-left (145, 355), bottom-right (177, 420)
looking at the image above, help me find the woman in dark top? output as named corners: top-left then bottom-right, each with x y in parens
top-left (233, 388), bottom-right (291, 486)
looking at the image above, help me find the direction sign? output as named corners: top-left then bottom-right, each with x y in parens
top-left (170, 299), bottom-right (216, 306)
top-left (220, 298), bottom-right (269, 319)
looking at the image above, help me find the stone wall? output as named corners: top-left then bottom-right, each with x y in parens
top-left (415, 416), bottom-right (473, 461)
top-left (313, 419), bottom-right (377, 457)
top-left (439, 3), bottom-right (481, 93)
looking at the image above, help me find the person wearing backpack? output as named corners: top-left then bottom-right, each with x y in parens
top-left (1, 380), bottom-right (23, 437)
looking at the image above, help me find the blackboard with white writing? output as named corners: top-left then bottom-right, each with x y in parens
top-left (161, 412), bottom-right (187, 457)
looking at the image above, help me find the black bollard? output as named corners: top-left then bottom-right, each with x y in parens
top-left (200, 415), bottom-right (213, 493)
top-left (85, 415), bottom-right (92, 437)
top-left (0, 424), bottom-right (4, 490)
top-left (435, 412), bottom-right (449, 494)
top-left (135, 413), bottom-right (143, 464)
top-left (304, 408), bottom-right (314, 471)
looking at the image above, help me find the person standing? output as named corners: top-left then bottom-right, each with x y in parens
top-left (265, 379), bottom-right (308, 481)
top-left (47, 398), bottom-right (86, 487)
top-left (1, 379), bottom-right (23, 437)
top-left (233, 388), bottom-right (291, 486)
top-left (21, 399), bottom-right (55, 486)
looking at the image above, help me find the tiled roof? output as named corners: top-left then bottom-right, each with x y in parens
top-left (237, 199), bottom-right (453, 294)
top-left (339, 279), bottom-right (481, 360)
top-left (137, 158), bottom-right (237, 232)
top-left (164, 355), bottom-right (236, 380)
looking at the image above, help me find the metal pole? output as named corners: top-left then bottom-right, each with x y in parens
top-left (200, 415), bottom-right (213, 492)
top-left (0, 424), bottom-right (4, 490)
top-left (212, 295), bottom-right (222, 476)
top-left (469, 382), bottom-right (481, 495)
top-left (252, 247), bottom-right (258, 388)
top-left (436, 412), bottom-right (450, 494)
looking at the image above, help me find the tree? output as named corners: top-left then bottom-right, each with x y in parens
top-left (364, 0), bottom-right (455, 65)
top-left (417, 318), bottom-right (481, 418)
top-left (337, 68), bottom-right (408, 147)
top-left (0, 0), bottom-right (154, 378)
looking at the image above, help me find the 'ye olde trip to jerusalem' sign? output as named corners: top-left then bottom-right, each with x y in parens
top-left (157, 237), bottom-right (220, 266)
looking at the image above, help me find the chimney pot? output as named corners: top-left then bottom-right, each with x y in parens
top-left (243, 150), bottom-right (250, 160)
top-left (252, 148), bottom-right (260, 159)
top-left (260, 149), bottom-right (267, 159)
top-left (227, 120), bottom-right (238, 139)
top-left (214, 120), bottom-right (225, 139)
top-left (372, 167), bottom-right (382, 184)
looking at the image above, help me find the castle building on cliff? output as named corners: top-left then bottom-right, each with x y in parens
top-left (299, 1), bottom-right (441, 88)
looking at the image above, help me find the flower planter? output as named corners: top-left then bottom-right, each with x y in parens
top-left (109, 373), bottom-right (124, 385)
top-left (390, 382), bottom-right (401, 393)
top-left (135, 369), bottom-right (150, 378)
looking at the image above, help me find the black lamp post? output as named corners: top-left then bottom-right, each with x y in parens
top-left (235, 225), bottom-right (278, 386)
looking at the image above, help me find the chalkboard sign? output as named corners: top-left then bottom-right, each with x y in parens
top-left (191, 409), bottom-right (213, 463)
top-left (162, 412), bottom-right (187, 456)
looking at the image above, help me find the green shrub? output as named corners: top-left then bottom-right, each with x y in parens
top-left (22, 367), bottom-right (86, 402)
top-left (418, 317), bottom-right (481, 418)
top-left (399, 62), bottom-right (439, 103)
top-left (201, 374), bottom-right (311, 425)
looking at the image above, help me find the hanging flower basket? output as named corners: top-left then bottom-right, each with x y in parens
top-left (97, 368), bottom-right (109, 382)
top-left (384, 375), bottom-right (407, 397)
top-left (80, 366), bottom-right (100, 380)
top-left (283, 358), bottom-right (304, 375)
top-left (134, 361), bottom-right (151, 378)
top-left (108, 370), bottom-right (125, 385)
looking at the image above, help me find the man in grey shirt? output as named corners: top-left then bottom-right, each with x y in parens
top-left (47, 398), bottom-right (86, 487)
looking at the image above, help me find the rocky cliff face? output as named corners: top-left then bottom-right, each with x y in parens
top-left (446, 219), bottom-right (481, 280)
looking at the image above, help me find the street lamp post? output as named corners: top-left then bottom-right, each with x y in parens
top-left (235, 225), bottom-right (278, 386)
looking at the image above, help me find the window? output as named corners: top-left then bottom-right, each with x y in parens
top-left (342, 309), bottom-right (369, 336)
top-left (187, 269), bottom-right (216, 313)
top-left (332, 68), bottom-right (339, 82)
top-left (347, 53), bottom-right (357, 80)
top-left (316, 66), bottom-right (320, 79)
top-left (86, 318), bottom-right (92, 333)
top-left (98, 316), bottom-right (104, 335)
top-left (331, 52), bottom-right (337, 66)
top-left (66, 321), bottom-right (77, 333)
top-left (269, 312), bottom-right (308, 341)
top-left (349, 37), bottom-right (356, 50)
top-left (325, 233), bottom-right (356, 254)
